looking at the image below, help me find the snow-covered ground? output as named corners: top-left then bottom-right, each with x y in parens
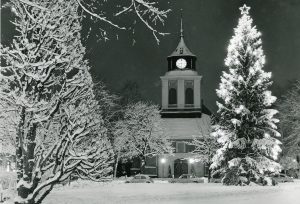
top-left (42, 180), bottom-right (300, 204)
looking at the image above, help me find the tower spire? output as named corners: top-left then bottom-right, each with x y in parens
top-left (168, 9), bottom-right (195, 58)
top-left (180, 9), bottom-right (184, 38)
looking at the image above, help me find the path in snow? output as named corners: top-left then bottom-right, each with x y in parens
top-left (44, 180), bottom-right (300, 204)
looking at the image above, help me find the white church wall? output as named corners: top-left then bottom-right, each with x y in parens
top-left (158, 154), bottom-right (206, 178)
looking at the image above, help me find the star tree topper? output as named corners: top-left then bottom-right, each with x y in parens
top-left (239, 4), bottom-right (250, 15)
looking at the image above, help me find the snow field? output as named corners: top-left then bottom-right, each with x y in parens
top-left (43, 180), bottom-right (300, 204)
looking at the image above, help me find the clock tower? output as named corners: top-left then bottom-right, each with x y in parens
top-left (160, 17), bottom-right (202, 117)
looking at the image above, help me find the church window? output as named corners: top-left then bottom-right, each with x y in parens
top-left (186, 144), bottom-right (195, 152)
top-left (185, 80), bottom-right (194, 106)
top-left (180, 48), bottom-right (183, 54)
top-left (185, 88), bottom-right (194, 105)
top-left (169, 89), bottom-right (177, 105)
top-left (176, 142), bottom-right (186, 153)
top-left (145, 156), bottom-right (157, 166)
top-left (172, 142), bottom-right (176, 153)
top-left (168, 80), bottom-right (177, 106)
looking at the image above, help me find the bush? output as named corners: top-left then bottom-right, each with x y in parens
top-left (222, 168), bottom-right (240, 185)
top-left (221, 167), bottom-right (279, 186)
top-left (262, 177), bottom-right (277, 186)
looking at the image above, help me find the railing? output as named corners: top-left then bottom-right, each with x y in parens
top-left (168, 104), bottom-right (177, 108)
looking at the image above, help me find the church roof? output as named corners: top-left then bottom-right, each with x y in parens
top-left (168, 16), bottom-right (196, 58)
top-left (161, 114), bottom-right (211, 140)
top-left (168, 37), bottom-right (196, 58)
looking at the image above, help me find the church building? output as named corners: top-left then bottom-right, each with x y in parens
top-left (143, 18), bottom-right (212, 178)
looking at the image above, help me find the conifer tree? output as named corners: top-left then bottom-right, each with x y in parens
top-left (211, 5), bottom-right (282, 185)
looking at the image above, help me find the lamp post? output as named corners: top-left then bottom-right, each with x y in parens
top-left (160, 158), bottom-right (166, 178)
top-left (189, 158), bottom-right (195, 164)
top-left (189, 158), bottom-right (195, 176)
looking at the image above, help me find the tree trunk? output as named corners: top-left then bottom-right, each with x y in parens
top-left (114, 153), bottom-right (119, 178)
top-left (140, 157), bottom-right (146, 174)
top-left (35, 185), bottom-right (54, 204)
top-left (15, 107), bottom-right (33, 204)
top-left (16, 107), bottom-right (25, 182)
top-left (25, 123), bottom-right (37, 181)
top-left (16, 119), bottom-right (38, 203)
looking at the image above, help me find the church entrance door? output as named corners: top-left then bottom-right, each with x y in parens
top-left (174, 159), bottom-right (188, 178)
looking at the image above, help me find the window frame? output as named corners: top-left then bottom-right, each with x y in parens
top-left (168, 80), bottom-right (178, 107)
top-left (176, 142), bottom-right (186, 153)
top-left (184, 80), bottom-right (194, 107)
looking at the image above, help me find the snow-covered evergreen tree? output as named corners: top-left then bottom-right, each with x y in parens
top-left (211, 4), bottom-right (282, 185)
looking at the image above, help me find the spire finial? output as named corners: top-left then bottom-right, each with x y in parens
top-left (180, 9), bottom-right (184, 38)
top-left (239, 4), bottom-right (250, 15)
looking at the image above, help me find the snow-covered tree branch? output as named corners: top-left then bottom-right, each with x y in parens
top-left (277, 80), bottom-right (300, 176)
top-left (0, 0), bottom-right (171, 201)
top-left (0, 1), bottom-right (113, 203)
top-left (277, 80), bottom-right (300, 158)
top-left (114, 102), bottom-right (173, 174)
top-left (76, 0), bottom-right (170, 43)
top-left (189, 117), bottom-right (218, 181)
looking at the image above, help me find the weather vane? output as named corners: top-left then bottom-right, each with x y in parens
top-left (239, 4), bottom-right (250, 15)
top-left (180, 9), bottom-right (184, 38)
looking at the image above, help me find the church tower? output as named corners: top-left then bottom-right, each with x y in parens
top-left (154, 15), bottom-right (211, 178)
top-left (160, 17), bottom-right (202, 117)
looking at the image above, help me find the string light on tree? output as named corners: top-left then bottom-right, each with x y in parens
top-left (211, 4), bottom-right (282, 186)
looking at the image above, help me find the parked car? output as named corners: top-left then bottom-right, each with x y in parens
top-left (271, 174), bottom-right (294, 183)
top-left (170, 174), bottom-right (204, 183)
top-left (125, 174), bottom-right (154, 183)
top-left (210, 177), bottom-right (222, 183)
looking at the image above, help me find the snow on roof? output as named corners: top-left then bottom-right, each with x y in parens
top-left (162, 114), bottom-right (211, 140)
top-left (164, 70), bottom-right (199, 77)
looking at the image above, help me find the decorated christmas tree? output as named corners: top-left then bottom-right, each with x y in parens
top-left (211, 4), bottom-right (282, 185)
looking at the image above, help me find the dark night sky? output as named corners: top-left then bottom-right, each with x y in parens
top-left (1, 0), bottom-right (300, 112)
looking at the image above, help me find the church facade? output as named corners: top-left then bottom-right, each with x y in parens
top-left (143, 20), bottom-right (211, 178)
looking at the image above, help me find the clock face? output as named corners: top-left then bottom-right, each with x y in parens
top-left (176, 58), bottom-right (187, 69)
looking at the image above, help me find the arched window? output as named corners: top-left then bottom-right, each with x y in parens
top-left (185, 88), bottom-right (194, 105)
top-left (169, 88), bottom-right (177, 105)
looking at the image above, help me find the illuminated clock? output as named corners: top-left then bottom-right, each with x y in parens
top-left (176, 58), bottom-right (187, 69)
